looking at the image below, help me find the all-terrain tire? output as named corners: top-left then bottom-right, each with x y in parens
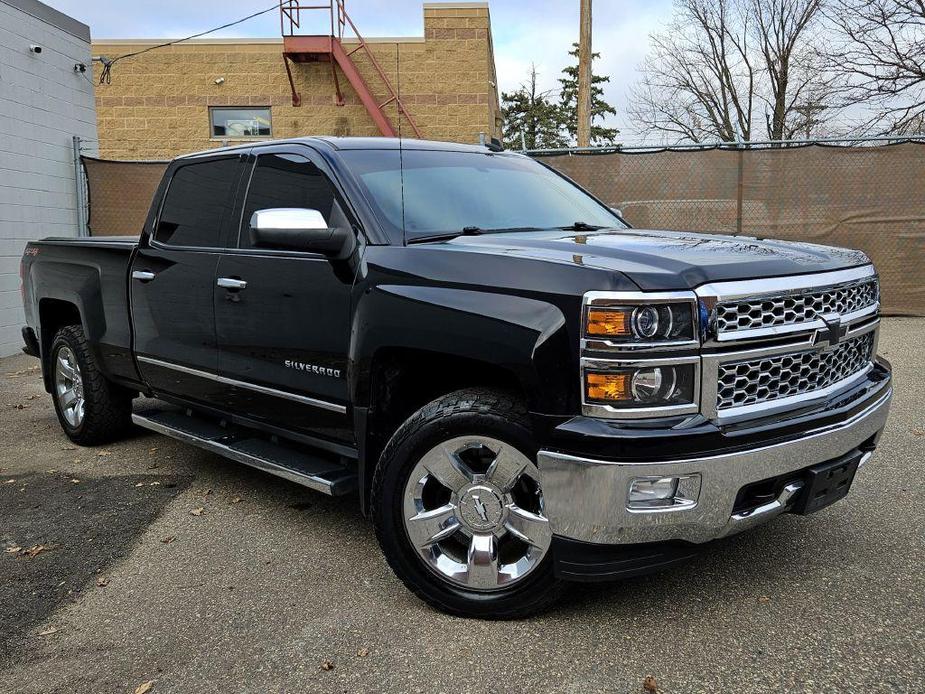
top-left (48, 324), bottom-right (133, 446)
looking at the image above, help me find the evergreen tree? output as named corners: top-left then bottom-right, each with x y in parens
top-left (558, 43), bottom-right (619, 146)
top-left (501, 64), bottom-right (568, 150)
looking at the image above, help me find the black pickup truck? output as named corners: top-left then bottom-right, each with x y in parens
top-left (20, 137), bottom-right (892, 618)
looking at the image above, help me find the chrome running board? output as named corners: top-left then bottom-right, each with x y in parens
top-left (132, 407), bottom-right (357, 496)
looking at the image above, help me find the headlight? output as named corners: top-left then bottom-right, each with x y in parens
top-left (584, 364), bottom-right (696, 408)
top-left (585, 303), bottom-right (695, 342)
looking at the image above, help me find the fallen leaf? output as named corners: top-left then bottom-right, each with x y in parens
top-left (96, 576), bottom-right (110, 587)
top-left (643, 675), bottom-right (658, 693)
top-left (61, 445), bottom-right (77, 451)
top-left (148, 481), bottom-right (160, 486)
top-left (160, 536), bottom-right (176, 544)
top-left (357, 648), bottom-right (369, 657)
top-left (4, 546), bottom-right (22, 554)
top-left (23, 545), bottom-right (47, 558)
top-left (134, 482), bottom-right (144, 488)
top-left (912, 429), bottom-right (925, 436)
top-left (134, 680), bottom-right (156, 694)
top-left (190, 508), bottom-right (204, 517)
top-left (97, 451), bottom-right (111, 457)
top-left (149, 447), bottom-right (158, 453)
top-left (320, 660), bottom-right (335, 671)
top-left (6, 366), bottom-right (39, 378)
top-left (4, 479), bottom-right (16, 484)
top-left (38, 626), bottom-right (58, 636)
top-left (70, 479), bottom-right (80, 484)
top-left (757, 595), bottom-right (770, 603)
top-left (230, 496), bottom-right (242, 504)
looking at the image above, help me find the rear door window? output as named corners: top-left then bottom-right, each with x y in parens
top-left (155, 157), bottom-right (241, 248)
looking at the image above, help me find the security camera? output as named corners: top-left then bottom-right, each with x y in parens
top-left (29, 44), bottom-right (42, 54)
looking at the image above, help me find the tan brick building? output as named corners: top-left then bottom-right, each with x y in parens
top-left (91, 2), bottom-right (500, 160)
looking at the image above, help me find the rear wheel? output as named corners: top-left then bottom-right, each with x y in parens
top-left (372, 389), bottom-right (562, 618)
top-left (49, 325), bottom-right (133, 446)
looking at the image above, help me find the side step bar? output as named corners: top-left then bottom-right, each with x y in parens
top-left (132, 408), bottom-right (357, 496)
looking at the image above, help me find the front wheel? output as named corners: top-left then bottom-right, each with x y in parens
top-left (371, 389), bottom-right (562, 618)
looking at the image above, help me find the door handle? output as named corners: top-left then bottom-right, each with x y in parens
top-left (132, 270), bottom-right (156, 282)
top-left (217, 277), bottom-right (248, 291)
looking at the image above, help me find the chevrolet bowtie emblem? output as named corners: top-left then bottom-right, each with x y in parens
top-left (817, 313), bottom-right (848, 350)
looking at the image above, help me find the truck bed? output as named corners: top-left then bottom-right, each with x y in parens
top-left (21, 235), bottom-right (141, 390)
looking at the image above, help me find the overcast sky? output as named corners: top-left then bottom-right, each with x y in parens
top-left (45, 0), bottom-right (674, 139)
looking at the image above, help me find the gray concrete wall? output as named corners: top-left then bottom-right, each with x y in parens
top-left (0, 0), bottom-right (97, 356)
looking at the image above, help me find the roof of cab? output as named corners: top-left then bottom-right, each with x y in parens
top-left (177, 136), bottom-right (504, 160)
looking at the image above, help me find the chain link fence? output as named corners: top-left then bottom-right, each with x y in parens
top-left (532, 138), bottom-right (925, 316)
top-left (80, 137), bottom-right (925, 315)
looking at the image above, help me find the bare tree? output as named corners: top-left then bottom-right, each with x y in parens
top-left (629, 0), bottom-right (834, 142)
top-left (752, 0), bottom-right (837, 139)
top-left (827, 0), bottom-right (925, 134)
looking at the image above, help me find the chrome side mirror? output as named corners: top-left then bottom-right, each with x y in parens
top-left (249, 208), bottom-right (353, 258)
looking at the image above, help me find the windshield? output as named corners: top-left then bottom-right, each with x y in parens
top-left (339, 149), bottom-right (626, 241)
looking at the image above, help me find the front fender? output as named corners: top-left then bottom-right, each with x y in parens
top-left (350, 284), bottom-right (574, 414)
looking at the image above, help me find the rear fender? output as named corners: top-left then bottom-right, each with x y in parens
top-left (33, 262), bottom-right (110, 389)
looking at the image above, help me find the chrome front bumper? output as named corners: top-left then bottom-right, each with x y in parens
top-left (537, 388), bottom-right (892, 545)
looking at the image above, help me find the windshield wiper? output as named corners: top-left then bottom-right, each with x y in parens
top-left (407, 226), bottom-right (539, 244)
top-left (558, 221), bottom-right (606, 231)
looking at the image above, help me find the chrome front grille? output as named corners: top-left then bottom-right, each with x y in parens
top-left (716, 278), bottom-right (878, 335)
top-left (716, 332), bottom-right (874, 410)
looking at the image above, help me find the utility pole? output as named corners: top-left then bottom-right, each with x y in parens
top-left (577, 0), bottom-right (592, 147)
top-left (795, 101), bottom-right (826, 140)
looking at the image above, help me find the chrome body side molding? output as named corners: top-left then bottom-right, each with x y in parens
top-left (136, 355), bottom-right (348, 414)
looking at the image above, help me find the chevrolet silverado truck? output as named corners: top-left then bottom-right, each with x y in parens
top-left (19, 137), bottom-right (892, 618)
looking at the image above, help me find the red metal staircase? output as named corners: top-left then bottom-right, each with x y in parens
top-left (279, 0), bottom-right (422, 138)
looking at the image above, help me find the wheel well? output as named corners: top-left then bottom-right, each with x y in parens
top-left (359, 348), bottom-right (527, 513)
top-left (38, 299), bottom-right (81, 391)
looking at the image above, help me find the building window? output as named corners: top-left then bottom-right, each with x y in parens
top-left (210, 107), bottom-right (271, 139)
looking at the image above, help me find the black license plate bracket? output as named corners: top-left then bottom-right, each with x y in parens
top-left (792, 450), bottom-right (862, 515)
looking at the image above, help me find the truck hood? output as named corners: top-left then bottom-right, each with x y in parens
top-left (444, 228), bottom-right (870, 290)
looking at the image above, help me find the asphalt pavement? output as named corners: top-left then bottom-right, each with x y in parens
top-left (0, 318), bottom-right (922, 694)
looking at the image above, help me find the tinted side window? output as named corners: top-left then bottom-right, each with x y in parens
top-left (240, 153), bottom-right (339, 249)
top-left (156, 158), bottom-right (240, 248)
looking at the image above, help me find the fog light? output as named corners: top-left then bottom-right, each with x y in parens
top-left (627, 474), bottom-right (701, 511)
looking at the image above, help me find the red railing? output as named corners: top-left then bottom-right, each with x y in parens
top-left (278, 0), bottom-right (422, 138)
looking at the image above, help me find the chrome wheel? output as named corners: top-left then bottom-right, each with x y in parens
top-left (54, 346), bottom-right (84, 428)
top-left (402, 436), bottom-right (551, 592)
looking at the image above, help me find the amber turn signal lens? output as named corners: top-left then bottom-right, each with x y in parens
top-left (586, 372), bottom-right (630, 402)
top-left (586, 308), bottom-right (631, 337)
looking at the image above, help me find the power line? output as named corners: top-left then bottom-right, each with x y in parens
top-left (98, 2), bottom-right (281, 84)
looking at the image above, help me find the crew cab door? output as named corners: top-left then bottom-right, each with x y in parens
top-left (213, 147), bottom-right (359, 443)
top-left (130, 154), bottom-right (245, 403)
